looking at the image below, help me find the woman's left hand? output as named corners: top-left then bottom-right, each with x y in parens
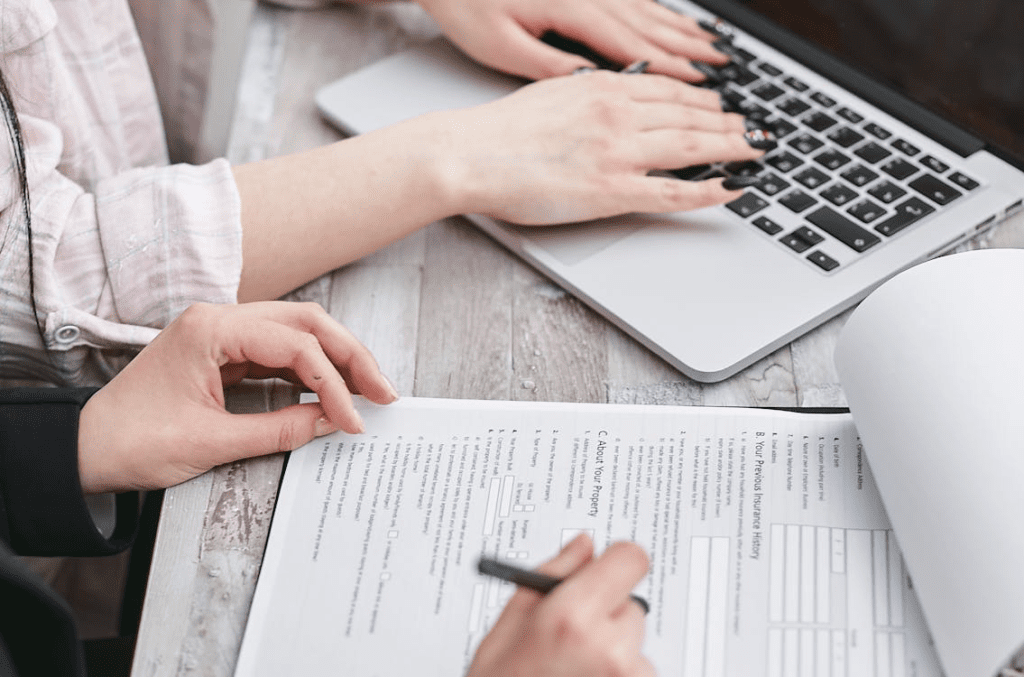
top-left (416, 0), bottom-right (728, 81)
top-left (77, 302), bottom-right (397, 494)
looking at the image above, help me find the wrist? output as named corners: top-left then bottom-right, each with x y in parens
top-left (77, 391), bottom-right (128, 495)
top-left (378, 109), bottom-right (483, 220)
top-left (417, 109), bottom-right (492, 218)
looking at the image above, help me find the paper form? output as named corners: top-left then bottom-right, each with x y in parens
top-left (836, 249), bottom-right (1024, 677)
top-left (235, 398), bottom-right (943, 677)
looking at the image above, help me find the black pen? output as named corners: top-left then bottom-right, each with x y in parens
top-left (477, 557), bottom-right (650, 614)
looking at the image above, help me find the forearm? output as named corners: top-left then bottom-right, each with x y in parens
top-left (234, 115), bottom-right (461, 302)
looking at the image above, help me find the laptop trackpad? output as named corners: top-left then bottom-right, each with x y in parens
top-left (503, 216), bottom-right (650, 267)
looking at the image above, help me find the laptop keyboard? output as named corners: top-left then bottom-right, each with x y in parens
top-left (674, 29), bottom-right (982, 273)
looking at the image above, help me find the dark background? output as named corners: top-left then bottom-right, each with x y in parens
top-left (744, 0), bottom-right (1024, 163)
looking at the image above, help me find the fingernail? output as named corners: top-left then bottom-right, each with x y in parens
top-left (722, 175), bottom-right (761, 190)
top-left (620, 60), bottom-right (649, 74)
top-left (699, 18), bottom-right (735, 39)
top-left (385, 377), bottom-right (400, 402)
top-left (572, 66), bottom-right (597, 75)
top-left (744, 116), bottom-right (767, 130)
top-left (314, 416), bottom-right (339, 437)
top-left (711, 38), bottom-right (736, 56)
top-left (744, 128), bottom-right (778, 151)
top-left (692, 62), bottom-right (723, 86)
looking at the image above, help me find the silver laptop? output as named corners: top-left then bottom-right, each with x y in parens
top-left (315, 0), bottom-right (1024, 382)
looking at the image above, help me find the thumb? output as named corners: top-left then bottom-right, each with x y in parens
top-left (205, 403), bottom-right (339, 466)
top-left (494, 22), bottom-right (596, 79)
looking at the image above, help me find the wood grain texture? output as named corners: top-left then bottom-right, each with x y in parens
top-left (131, 2), bottom-right (1024, 674)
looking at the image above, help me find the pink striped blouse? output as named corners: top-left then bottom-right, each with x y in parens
top-left (0, 0), bottom-right (243, 385)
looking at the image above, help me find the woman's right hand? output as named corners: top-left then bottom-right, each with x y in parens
top-left (391, 69), bottom-right (765, 225)
top-left (468, 533), bottom-right (653, 677)
top-left (234, 68), bottom-right (767, 301)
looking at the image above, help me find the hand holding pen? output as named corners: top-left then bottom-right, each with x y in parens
top-left (468, 533), bottom-right (653, 677)
top-left (478, 556), bottom-right (650, 613)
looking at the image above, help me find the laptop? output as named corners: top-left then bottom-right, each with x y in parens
top-left (315, 0), bottom-right (1024, 382)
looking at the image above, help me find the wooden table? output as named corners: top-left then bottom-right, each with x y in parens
top-left (129, 4), bottom-right (1024, 675)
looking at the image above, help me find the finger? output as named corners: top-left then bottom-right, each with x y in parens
top-left (640, 1), bottom-right (719, 41)
top-left (633, 102), bottom-right (746, 133)
top-left (263, 302), bottom-right (398, 405)
top-left (222, 317), bottom-right (364, 432)
top-left (643, 52), bottom-right (714, 83)
top-left (479, 532), bottom-right (595, 654)
top-left (555, 541), bottom-right (649, 617)
top-left (203, 402), bottom-right (339, 465)
top-left (633, 128), bottom-right (764, 169)
top-left (536, 531), bottom-right (595, 578)
top-left (596, 602), bottom-right (648, 677)
top-left (495, 533), bottom-right (594, 620)
top-left (619, 74), bottom-right (724, 111)
top-left (564, 12), bottom-right (711, 83)
top-left (634, 20), bottom-right (729, 66)
top-left (610, 592), bottom-right (649, 652)
top-left (610, 173), bottom-right (745, 214)
top-left (494, 20), bottom-right (598, 79)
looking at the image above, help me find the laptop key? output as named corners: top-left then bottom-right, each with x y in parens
top-left (908, 174), bottom-right (963, 206)
top-left (788, 133), bottom-right (825, 154)
top-left (779, 189), bottom-right (818, 213)
top-left (827, 127), bottom-right (865, 148)
top-left (794, 167), bottom-right (830, 189)
top-left (809, 92), bottom-right (837, 108)
top-left (863, 122), bottom-right (892, 140)
top-left (765, 151), bottom-right (805, 173)
top-left (803, 111), bottom-right (838, 131)
top-left (836, 107), bottom-right (864, 124)
top-left (780, 231), bottom-right (813, 253)
top-left (733, 47), bottom-right (758, 63)
top-left (848, 199), bottom-right (886, 223)
top-left (891, 138), bottom-right (921, 156)
top-left (839, 164), bottom-right (879, 187)
top-left (741, 102), bottom-right (773, 121)
top-left (867, 180), bottom-right (907, 204)
top-left (752, 215), bottom-right (783, 235)
top-left (725, 160), bottom-right (765, 176)
top-left (792, 226), bottom-right (824, 244)
top-left (783, 76), bottom-right (809, 92)
top-left (758, 62), bottom-right (784, 77)
top-left (873, 197), bottom-right (935, 236)
top-left (821, 183), bottom-right (858, 206)
top-left (806, 206), bottom-right (881, 252)
top-left (807, 250), bottom-right (840, 271)
top-left (719, 63), bottom-right (759, 86)
top-left (725, 192), bottom-right (769, 217)
top-left (752, 82), bottom-right (786, 101)
top-left (854, 141), bottom-right (892, 164)
top-left (754, 172), bottom-right (791, 196)
top-left (719, 87), bottom-right (746, 112)
top-left (763, 117), bottom-right (798, 138)
top-left (948, 171), bottom-right (980, 191)
top-left (880, 157), bottom-right (919, 180)
top-left (813, 148), bottom-right (852, 170)
top-left (777, 98), bottom-right (811, 117)
top-left (920, 155), bottom-right (950, 173)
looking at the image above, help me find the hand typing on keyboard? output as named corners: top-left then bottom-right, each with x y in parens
top-left (414, 0), bottom-right (730, 81)
top-left (415, 70), bottom-right (768, 224)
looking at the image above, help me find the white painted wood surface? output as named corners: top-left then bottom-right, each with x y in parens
top-left (130, 4), bottom-right (1024, 675)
